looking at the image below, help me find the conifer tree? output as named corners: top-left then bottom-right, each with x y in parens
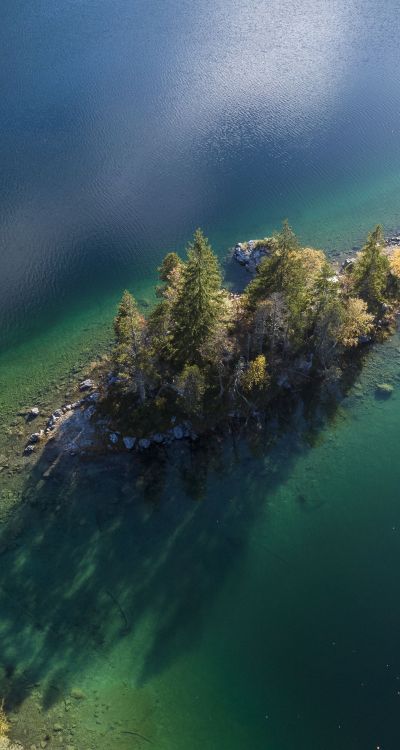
top-left (113, 291), bottom-right (151, 402)
top-left (176, 364), bottom-right (206, 415)
top-left (352, 225), bottom-right (390, 311)
top-left (171, 229), bottom-right (224, 365)
top-left (149, 252), bottom-right (184, 364)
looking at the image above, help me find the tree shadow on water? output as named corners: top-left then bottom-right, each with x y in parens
top-left (0, 414), bottom-right (321, 713)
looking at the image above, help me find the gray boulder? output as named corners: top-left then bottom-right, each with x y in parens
top-left (109, 432), bottom-right (119, 444)
top-left (27, 406), bottom-right (40, 420)
top-left (29, 431), bottom-right (43, 444)
top-left (123, 436), bottom-right (136, 450)
top-left (152, 433), bottom-right (165, 444)
top-left (80, 378), bottom-right (95, 391)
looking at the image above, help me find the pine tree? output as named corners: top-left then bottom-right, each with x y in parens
top-left (113, 291), bottom-right (151, 402)
top-left (352, 225), bottom-right (390, 311)
top-left (171, 229), bottom-right (224, 365)
top-left (245, 220), bottom-right (299, 303)
top-left (149, 252), bottom-right (184, 364)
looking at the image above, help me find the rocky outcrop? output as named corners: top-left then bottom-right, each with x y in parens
top-left (79, 378), bottom-right (95, 392)
top-left (233, 239), bottom-right (273, 271)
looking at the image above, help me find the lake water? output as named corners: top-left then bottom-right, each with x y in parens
top-left (1, 0), bottom-right (400, 748)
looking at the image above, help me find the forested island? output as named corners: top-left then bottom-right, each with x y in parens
top-left (21, 221), bottom-right (400, 456)
top-left (101, 222), bottom-right (400, 440)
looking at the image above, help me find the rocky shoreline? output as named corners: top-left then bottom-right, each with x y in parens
top-left (22, 376), bottom-right (200, 464)
top-left (233, 233), bottom-right (400, 272)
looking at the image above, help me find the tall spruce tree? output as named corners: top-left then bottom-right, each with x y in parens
top-left (246, 220), bottom-right (301, 307)
top-left (352, 225), bottom-right (390, 311)
top-left (171, 229), bottom-right (223, 365)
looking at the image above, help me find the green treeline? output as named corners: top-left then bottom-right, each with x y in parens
top-left (108, 223), bottom-right (399, 432)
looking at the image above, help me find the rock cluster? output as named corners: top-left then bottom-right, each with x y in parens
top-left (23, 385), bottom-right (97, 456)
top-left (233, 239), bottom-right (272, 271)
top-left (107, 421), bottom-right (197, 451)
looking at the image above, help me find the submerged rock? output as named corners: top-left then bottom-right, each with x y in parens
top-left (376, 382), bottom-right (394, 397)
top-left (109, 432), bottom-right (119, 444)
top-left (65, 442), bottom-right (79, 456)
top-left (70, 688), bottom-right (86, 700)
top-left (152, 433), bottom-right (165, 444)
top-left (138, 438), bottom-right (151, 449)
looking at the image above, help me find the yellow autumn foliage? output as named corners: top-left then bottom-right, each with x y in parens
top-left (0, 701), bottom-right (10, 738)
top-left (242, 355), bottom-right (269, 392)
top-left (339, 297), bottom-right (374, 348)
top-left (390, 248), bottom-right (400, 278)
top-left (292, 247), bottom-right (327, 286)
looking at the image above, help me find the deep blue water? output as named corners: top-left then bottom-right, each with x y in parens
top-left (1, 0), bottom-right (400, 348)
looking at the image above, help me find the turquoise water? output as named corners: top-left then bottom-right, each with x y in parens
top-left (2, 336), bottom-right (400, 749)
top-left (2, 0), bottom-right (400, 748)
